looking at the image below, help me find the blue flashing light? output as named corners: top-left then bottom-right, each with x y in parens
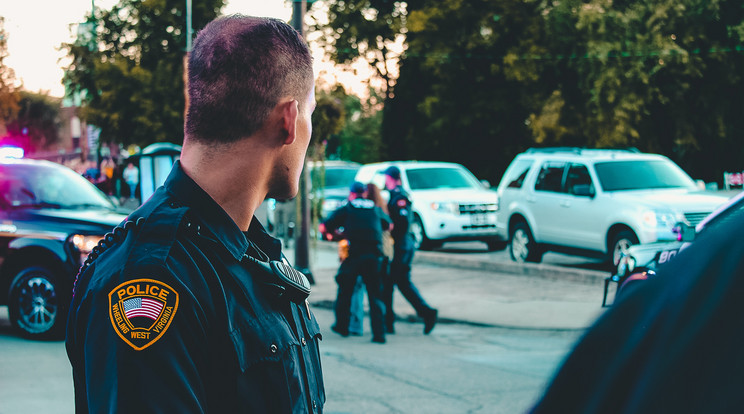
top-left (0, 146), bottom-right (24, 159)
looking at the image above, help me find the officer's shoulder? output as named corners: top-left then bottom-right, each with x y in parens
top-left (76, 196), bottom-right (191, 292)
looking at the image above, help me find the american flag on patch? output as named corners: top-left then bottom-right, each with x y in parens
top-left (123, 297), bottom-right (164, 320)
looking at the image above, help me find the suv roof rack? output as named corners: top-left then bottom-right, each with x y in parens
top-left (525, 147), bottom-right (641, 154)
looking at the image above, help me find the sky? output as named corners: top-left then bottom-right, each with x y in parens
top-left (2, 0), bottom-right (373, 98)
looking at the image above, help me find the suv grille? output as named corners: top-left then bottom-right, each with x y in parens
top-left (459, 203), bottom-right (497, 215)
top-left (684, 212), bottom-right (710, 226)
top-left (460, 203), bottom-right (497, 230)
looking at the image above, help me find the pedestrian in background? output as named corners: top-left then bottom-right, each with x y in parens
top-left (66, 15), bottom-right (324, 412)
top-left (383, 165), bottom-right (438, 334)
top-left (322, 181), bottom-right (392, 343)
top-left (123, 161), bottom-right (139, 200)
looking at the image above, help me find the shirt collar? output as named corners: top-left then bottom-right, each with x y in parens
top-left (163, 161), bottom-right (282, 262)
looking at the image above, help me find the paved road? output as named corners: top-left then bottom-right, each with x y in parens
top-left (0, 237), bottom-right (612, 414)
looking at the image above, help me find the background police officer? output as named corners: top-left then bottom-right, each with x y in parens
top-left (383, 165), bottom-right (438, 334)
top-left (321, 181), bottom-right (392, 343)
top-left (66, 16), bottom-right (324, 413)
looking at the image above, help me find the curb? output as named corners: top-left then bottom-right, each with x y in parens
top-left (312, 240), bottom-right (610, 286)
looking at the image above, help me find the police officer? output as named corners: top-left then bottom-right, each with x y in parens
top-left (383, 165), bottom-right (438, 334)
top-left (66, 16), bottom-right (325, 413)
top-left (321, 181), bottom-right (392, 343)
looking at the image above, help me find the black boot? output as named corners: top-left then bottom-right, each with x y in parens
top-left (423, 308), bottom-right (438, 335)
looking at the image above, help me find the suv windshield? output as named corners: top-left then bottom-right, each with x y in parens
top-left (595, 160), bottom-right (696, 192)
top-left (406, 167), bottom-right (480, 190)
top-left (0, 163), bottom-right (115, 210)
top-left (310, 166), bottom-right (359, 190)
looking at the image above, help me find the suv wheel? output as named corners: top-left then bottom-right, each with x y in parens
top-left (609, 230), bottom-right (639, 267)
top-left (411, 215), bottom-right (440, 250)
top-left (8, 266), bottom-right (67, 339)
top-left (509, 222), bottom-right (543, 263)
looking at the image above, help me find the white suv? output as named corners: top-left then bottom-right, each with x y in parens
top-left (354, 161), bottom-right (503, 250)
top-left (495, 148), bottom-right (730, 265)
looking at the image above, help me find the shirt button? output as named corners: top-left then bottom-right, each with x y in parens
top-left (301, 337), bottom-right (307, 346)
top-left (270, 344), bottom-right (278, 353)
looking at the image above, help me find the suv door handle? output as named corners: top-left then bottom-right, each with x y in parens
top-left (560, 200), bottom-right (571, 207)
top-left (526, 196), bottom-right (536, 203)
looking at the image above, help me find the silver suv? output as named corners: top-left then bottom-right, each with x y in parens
top-left (495, 148), bottom-right (730, 265)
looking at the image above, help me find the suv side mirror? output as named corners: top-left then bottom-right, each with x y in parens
top-left (480, 179), bottom-right (491, 189)
top-left (572, 184), bottom-right (595, 198)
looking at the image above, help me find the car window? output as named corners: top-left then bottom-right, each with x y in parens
top-left (405, 167), bottom-right (481, 190)
top-left (534, 161), bottom-right (566, 193)
top-left (311, 166), bottom-right (359, 190)
top-left (565, 164), bottom-right (593, 195)
top-left (504, 159), bottom-right (533, 189)
top-left (595, 159), bottom-right (697, 191)
top-left (0, 163), bottom-right (115, 210)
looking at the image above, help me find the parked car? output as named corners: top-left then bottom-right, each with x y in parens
top-left (495, 147), bottom-right (730, 266)
top-left (604, 189), bottom-right (744, 306)
top-left (354, 161), bottom-right (503, 250)
top-left (266, 160), bottom-right (361, 240)
top-left (0, 157), bottom-right (128, 338)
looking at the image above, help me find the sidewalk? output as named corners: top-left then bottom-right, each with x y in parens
top-left (287, 241), bottom-right (611, 331)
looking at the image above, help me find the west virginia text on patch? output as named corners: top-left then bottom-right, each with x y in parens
top-left (108, 279), bottom-right (179, 351)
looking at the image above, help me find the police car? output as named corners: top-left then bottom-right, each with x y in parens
top-left (0, 155), bottom-right (128, 339)
top-left (354, 161), bottom-right (502, 250)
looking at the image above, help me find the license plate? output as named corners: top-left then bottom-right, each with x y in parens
top-left (471, 214), bottom-right (487, 225)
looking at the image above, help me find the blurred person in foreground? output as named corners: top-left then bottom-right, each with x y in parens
top-left (530, 200), bottom-right (744, 413)
top-left (66, 15), bottom-right (324, 413)
top-left (321, 181), bottom-right (391, 343)
top-left (383, 166), bottom-right (438, 334)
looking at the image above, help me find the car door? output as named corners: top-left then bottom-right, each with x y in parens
top-left (552, 163), bottom-right (605, 250)
top-left (529, 161), bottom-right (568, 243)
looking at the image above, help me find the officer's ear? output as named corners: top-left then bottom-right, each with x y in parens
top-left (278, 99), bottom-right (299, 145)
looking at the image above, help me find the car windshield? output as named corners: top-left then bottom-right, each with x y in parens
top-left (0, 162), bottom-right (116, 210)
top-left (311, 166), bottom-right (359, 189)
top-left (405, 167), bottom-right (481, 190)
top-left (594, 160), bottom-right (697, 192)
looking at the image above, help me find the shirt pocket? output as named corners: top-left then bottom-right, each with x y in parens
top-left (229, 315), bottom-right (299, 372)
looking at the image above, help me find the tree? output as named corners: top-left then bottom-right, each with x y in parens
top-left (310, 0), bottom-right (407, 101)
top-left (384, 0), bottom-right (546, 183)
top-left (62, 0), bottom-right (224, 148)
top-left (0, 16), bottom-right (19, 129)
top-left (4, 91), bottom-right (61, 152)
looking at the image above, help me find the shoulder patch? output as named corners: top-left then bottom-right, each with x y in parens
top-left (397, 199), bottom-right (408, 207)
top-left (109, 279), bottom-right (179, 351)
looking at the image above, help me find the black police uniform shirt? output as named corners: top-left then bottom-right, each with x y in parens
top-left (322, 198), bottom-right (391, 256)
top-left (66, 161), bottom-right (325, 413)
top-left (387, 186), bottom-right (414, 249)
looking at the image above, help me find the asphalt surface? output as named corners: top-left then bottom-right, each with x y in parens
top-left (287, 240), bottom-right (612, 332)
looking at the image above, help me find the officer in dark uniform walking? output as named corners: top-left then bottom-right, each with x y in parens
top-left (383, 165), bottom-right (438, 334)
top-left (65, 16), bottom-right (324, 413)
top-left (321, 181), bottom-right (392, 343)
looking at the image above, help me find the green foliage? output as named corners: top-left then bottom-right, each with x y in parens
top-left (5, 91), bottom-right (61, 151)
top-left (320, 85), bottom-right (383, 163)
top-left (62, 0), bottom-right (224, 148)
top-left (378, 0), bottom-right (744, 184)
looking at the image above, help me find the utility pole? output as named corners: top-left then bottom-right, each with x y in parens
top-left (183, 0), bottom-right (192, 116)
top-left (291, 0), bottom-right (314, 284)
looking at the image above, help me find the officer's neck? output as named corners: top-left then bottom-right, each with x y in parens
top-left (181, 138), bottom-right (270, 231)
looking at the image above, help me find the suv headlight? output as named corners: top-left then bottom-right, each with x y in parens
top-left (430, 202), bottom-right (459, 215)
top-left (71, 234), bottom-right (104, 260)
top-left (642, 209), bottom-right (682, 229)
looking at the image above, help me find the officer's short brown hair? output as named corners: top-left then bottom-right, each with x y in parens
top-left (185, 15), bottom-right (314, 144)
